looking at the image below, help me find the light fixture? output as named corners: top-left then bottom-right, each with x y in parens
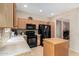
top-left (24, 4), bottom-right (28, 8)
top-left (50, 13), bottom-right (54, 16)
top-left (40, 9), bottom-right (43, 12)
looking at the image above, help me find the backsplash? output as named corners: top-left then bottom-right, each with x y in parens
top-left (0, 28), bottom-right (11, 48)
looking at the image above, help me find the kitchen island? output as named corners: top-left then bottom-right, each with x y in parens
top-left (43, 38), bottom-right (69, 56)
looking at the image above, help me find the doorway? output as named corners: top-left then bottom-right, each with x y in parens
top-left (56, 20), bottom-right (70, 40)
top-left (56, 20), bottom-right (62, 38)
top-left (63, 22), bottom-right (70, 40)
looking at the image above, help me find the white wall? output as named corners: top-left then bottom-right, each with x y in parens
top-left (70, 8), bottom-right (79, 52)
top-left (16, 10), bottom-right (51, 21)
top-left (52, 7), bottom-right (79, 53)
top-left (16, 10), bottom-right (39, 19)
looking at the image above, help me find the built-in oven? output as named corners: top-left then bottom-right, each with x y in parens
top-left (25, 24), bottom-right (37, 48)
top-left (26, 24), bottom-right (36, 30)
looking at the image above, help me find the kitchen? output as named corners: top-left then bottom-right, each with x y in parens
top-left (0, 3), bottom-right (79, 56)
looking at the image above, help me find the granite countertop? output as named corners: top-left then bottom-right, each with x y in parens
top-left (0, 35), bottom-right (31, 56)
top-left (44, 38), bottom-right (68, 44)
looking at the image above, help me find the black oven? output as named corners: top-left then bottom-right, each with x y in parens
top-left (26, 24), bottom-right (36, 30)
top-left (25, 24), bottom-right (37, 48)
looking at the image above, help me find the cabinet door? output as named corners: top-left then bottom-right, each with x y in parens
top-left (13, 3), bottom-right (16, 27)
top-left (4, 3), bottom-right (13, 27)
top-left (0, 4), bottom-right (6, 27)
top-left (0, 3), bottom-right (13, 27)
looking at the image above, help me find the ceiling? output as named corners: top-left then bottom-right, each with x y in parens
top-left (16, 3), bottom-right (79, 18)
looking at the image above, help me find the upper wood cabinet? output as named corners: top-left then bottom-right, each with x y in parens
top-left (13, 3), bottom-right (17, 27)
top-left (17, 18), bottom-right (52, 29)
top-left (0, 3), bottom-right (13, 27)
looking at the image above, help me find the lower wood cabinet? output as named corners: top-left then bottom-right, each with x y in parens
top-left (43, 38), bottom-right (69, 56)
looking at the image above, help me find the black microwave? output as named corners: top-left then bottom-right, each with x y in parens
top-left (26, 24), bottom-right (36, 30)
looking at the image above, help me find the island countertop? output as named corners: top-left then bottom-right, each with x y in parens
top-left (43, 38), bottom-right (68, 44)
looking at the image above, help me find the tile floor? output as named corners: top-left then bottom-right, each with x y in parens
top-left (16, 46), bottom-right (79, 56)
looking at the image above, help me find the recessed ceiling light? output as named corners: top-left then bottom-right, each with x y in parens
top-left (50, 13), bottom-right (54, 16)
top-left (24, 4), bottom-right (28, 8)
top-left (40, 9), bottom-right (43, 12)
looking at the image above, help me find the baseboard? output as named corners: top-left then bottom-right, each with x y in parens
top-left (70, 48), bottom-right (79, 54)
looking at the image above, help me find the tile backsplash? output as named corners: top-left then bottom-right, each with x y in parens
top-left (0, 28), bottom-right (11, 48)
top-left (0, 28), bottom-right (4, 40)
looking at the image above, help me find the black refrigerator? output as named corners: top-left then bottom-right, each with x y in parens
top-left (38, 24), bottom-right (51, 46)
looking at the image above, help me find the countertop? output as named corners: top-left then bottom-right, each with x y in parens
top-left (0, 35), bottom-right (31, 56)
top-left (44, 38), bottom-right (68, 44)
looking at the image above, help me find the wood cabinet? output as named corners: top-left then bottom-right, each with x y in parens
top-left (0, 4), bottom-right (6, 27)
top-left (43, 38), bottom-right (69, 56)
top-left (13, 3), bottom-right (17, 27)
top-left (17, 18), bottom-right (51, 29)
top-left (16, 18), bottom-right (55, 38)
top-left (0, 3), bottom-right (13, 27)
top-left (37, 34), bottom-right (40, 46)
